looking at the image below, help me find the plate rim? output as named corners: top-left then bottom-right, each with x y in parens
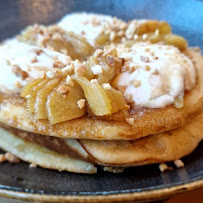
top-left (0, 178), bottom-right (202, 202)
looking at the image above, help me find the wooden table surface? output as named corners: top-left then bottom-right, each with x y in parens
top-left (0, 188), bottom-right (202, 203)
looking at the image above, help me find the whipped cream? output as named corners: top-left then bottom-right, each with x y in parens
top-left (114, 43), bottom-right (196, 108)
top-left (58, 13), bottom-right (126, 46)
top-left (0, 39), bottom-right (72, 93)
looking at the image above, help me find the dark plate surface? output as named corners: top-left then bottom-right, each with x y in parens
top-left (0, 0), bottom-right (203, 202)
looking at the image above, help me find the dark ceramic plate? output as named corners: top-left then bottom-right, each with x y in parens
top-left (0, 0), bottom-right (203, 202)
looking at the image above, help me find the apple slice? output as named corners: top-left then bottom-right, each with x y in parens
top-left (46, 79), bottom-right (86, 124)
top-left (26, 78), bottom-right (50, 113)
top-left (35, 78), bottom-right (62, 119)
top-left (73, 76), bottom-right (112, 116)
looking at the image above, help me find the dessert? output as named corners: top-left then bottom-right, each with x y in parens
top-left (0, 13), bottom-right (202, 173)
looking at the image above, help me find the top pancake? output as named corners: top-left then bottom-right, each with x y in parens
top-left (0, 48), bottom-right (203, 140)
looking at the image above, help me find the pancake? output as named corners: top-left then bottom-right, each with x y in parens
top-left (80, 109), bottom-right (203, 166)
top-left (0, 127), bottom-right (96, 174)
top-left (0, 108), bottom-right (203, 173)
top-left (0, 49), bottom-right (203, 140)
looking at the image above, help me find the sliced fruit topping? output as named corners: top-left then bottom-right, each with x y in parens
top-left (35, 77), bottom-right (63, 119)
top-left (73, 76), bottom-right (112, 116)
top-left (46, 79), bottom-right (85, 124)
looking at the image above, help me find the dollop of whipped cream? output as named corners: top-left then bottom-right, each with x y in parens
top-left (58, 12), bottom-right (126, 46)
top-left (0, 39), bottom-right (71, 94)
top-left (113, 43), bottom-right (196, 108)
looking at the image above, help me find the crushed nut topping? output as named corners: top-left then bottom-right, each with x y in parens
top-left (77, 99), bottom-right (86, 109)
top-left (15, 81), bottom-right (22, 88)
top-left (142, 34), bottom-right (148, 40)
top-left (159, 163), bottom-right (173, 172)
top-left (4, 152), bottom-right (20, 163)
top-left (46, 71), bottom-right (55, 79)
top-left (12, 65), bottom-right (28, 80)
top-left (57, 86), bottom-right (71, 95)
top-left (66, 75), bottom-right (74, 86)
top-left (102, 83), bottom-right (111, 90)
top-left (132, 80), bottom-right (141, 87)
top-left (126, 118), bottom-right (134, 125)
top-left (91, 65), bottom-right (103, 75)
top-left (0, 154), bottom-right (6, 162)
top-left (29, 163), bottom-right (37, 168)
top-left (31, 56), bottom-right (38, 63)
top-left (140, 56), bottom-right (150, 62)
top-left (174, 160), bottom-right (184, 168)
top-left (90, 79), bottom-right (98, 84)
top-left (107, 55), bottom-right (115, 66)
top-left (155, 29), bottom-right (159, 37)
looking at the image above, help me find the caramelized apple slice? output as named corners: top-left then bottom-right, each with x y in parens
top-left (46, 80), bottom-right (85, 124)
top-left (73, 77), bottom-right (112, 116)
top-left (20, 78), bottom-right (44, 98)
top-left (104, 88), bottom-right (126, 114)
top-left (26, 79), bottom-right (50, 113)
top-left (35, 78), bottom-right (62, 119)
top-left (164, 34), bottom-right (187, 50)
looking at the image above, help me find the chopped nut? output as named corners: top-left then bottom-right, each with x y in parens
top-left (155, 29), bottom-right (159, 37)
top-left (142, 34), bottom-right (148, 40)
top-left (152, 69), bottom-right (159, 75)
top-left (77, 99), bottom-right (86, 109)
top-left (159, 163), bottom-right (173, 172)
top-left (53, 59), bottom-right (64, 68)
top-left (90, 79), bottom-right (98, 84)
top-left (129, 66), bottom-right (136, 73)
top-left (107, 55), bottom-right (115, 66)
top-left (12, 65), bottom-right (28, 80)
top-left (140, 56), bottom-right (150, 62)
top-left (94, 49), bottom-right (103, 57)
top-left (103, 46), bottom-right (116, 56)
top-left (35, 49), bottom-right (43, 55)
top-left (132, 80), bottom-right (141, 87)
top-left (133, 34), bottom-right (139, 40)
top-left (174, 160), bottom-right (184, 168)
top-left (102, 83), bottom-right (111, 90)
top-left (91, 65), bottom-right (103, 75)
top-left (62, 64), bottom-right (74, 75)
top-left (5, 152), bottom-right (20, 163)
top-left (15, 81), bottom-right (22, 88)
top-left (29, 163), bottom-right (37, 168)
top-left (110, 31), bottom-right (116, 41)
top-left (25, 95), bottom-right (32, 99)
top-left (31, 56), bottom-right (38, 63)
top-left (66, 75), bottom-right (74, 87)
top-left (81, 30), bottom-right (86, 35)
top-left (46, 71), bottom-right (55, 79)
top-left (57, 86), bottom-right (71, 95)
top-left (0, 154), bottom-right (6, 162)
top-left (126, 118), bottom-right (134, 125)
top-left (145, 65), bottom-right (151, 71)
top-left (121, 65), bottom-right (129, 72)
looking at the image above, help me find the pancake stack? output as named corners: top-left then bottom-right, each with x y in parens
top-left (0, 13), bottom-right (203, 174)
